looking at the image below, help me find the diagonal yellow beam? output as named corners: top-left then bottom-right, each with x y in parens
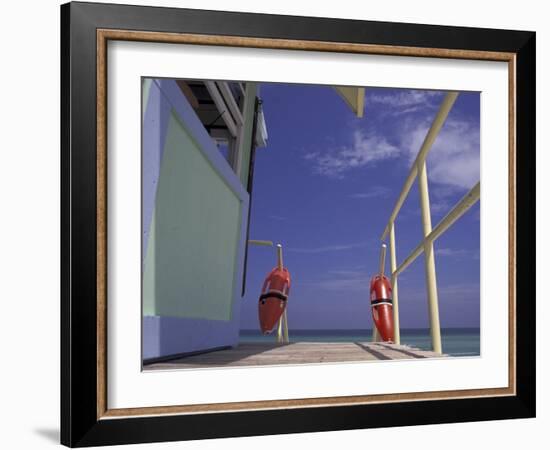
top-left (333, 86), bottom-right (365, 118)
top-left (393, 182), bottom-right (480, 277)
top-left (381, 92), bottom-right (459, 241)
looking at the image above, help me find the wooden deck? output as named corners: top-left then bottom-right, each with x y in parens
top-left (145, 342), bottom-right (446, 370)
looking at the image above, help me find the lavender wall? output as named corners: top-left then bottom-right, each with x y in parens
top-left (142, 79), bottom-right (250, 361)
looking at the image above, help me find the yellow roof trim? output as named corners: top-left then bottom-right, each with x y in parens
top-left (333, 86), bottom-right (365, 118)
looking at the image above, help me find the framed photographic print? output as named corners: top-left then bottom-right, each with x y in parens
top-left (60, 1), bottom-right (536, 447)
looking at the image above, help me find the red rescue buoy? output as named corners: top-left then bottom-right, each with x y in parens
top-left (370, 274), bottom-right (394, 342)
top-left (370, 244), bottom-right (394, 342)
top-left (258, 266), bottom-right (291, 334)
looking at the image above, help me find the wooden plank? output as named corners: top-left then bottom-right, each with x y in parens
top-left (145, 342), bottom-right (448, 370)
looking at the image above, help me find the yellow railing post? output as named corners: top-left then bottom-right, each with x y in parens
top-left (372, 244), bottom-right (387, 342)
top-left (418, 162), bottom-right (442, 354)
top-left (275, 244), bottom-right (289, 344)
top-left (379, 243), bottom-right (387, 275)
top-left (283, 310), bottom-right (289, 343)
top-left (372, 327), bottom-right (380, 342)
top-left (389, 222), bottom-right (400, 344)
top-left (276, 244), bottom-right (283, 270)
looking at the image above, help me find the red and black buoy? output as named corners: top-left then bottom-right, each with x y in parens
top-left (258, 244), bottom-right (291, 335)
top-left (370, 244), bottom-right (394, 342)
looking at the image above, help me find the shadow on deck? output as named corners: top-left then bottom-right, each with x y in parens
top-left (144, 341), bottom-right (446, 370)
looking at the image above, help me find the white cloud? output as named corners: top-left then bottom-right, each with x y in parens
top-left (431, 200), bottom-right (451, 214)
top-left (405, 118), bottom-right (480, 190)
top-left (328, 269), bottom-right (366, 276)
top-left (297, 266), bottom-right (479, 304)
top-left (350, 186), bottom-right (391, 199)
top-left (403, 202), bottom-right (450, 218)
top-left (267, 214), bottom-right (287, 221)
top-left (298, 269), bottom-right (367, 291)
top-left (403, 283), bottom-right (480, 304)
top-left (432, 185), bottom-right (457, 199)
top-left (299, 271), bottom-right (479, 301)
top-left (373, 91), bottom-right (480, 192)
top-left (439, 283), bottom-right (480, 300)
top-left (437, 247), bottom-right (463, 257)
top-left (304, 130), bottom-right (400, 178)
top-left (303, 90), bottom-right (479, 192)
top-left (436, 247), bottom-right (480, 259)
top-left (368, 89), bottom-right (443, 115)
top-left (287, 241), bottom-right (370, 254)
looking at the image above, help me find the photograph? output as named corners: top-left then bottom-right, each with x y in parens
top-left (57, 2), bottom-right (536, 445)
top-left (141, 77), bottom-right (481, 370)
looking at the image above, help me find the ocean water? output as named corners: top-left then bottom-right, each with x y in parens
top-left (239, 328), bottom-right (480, 357)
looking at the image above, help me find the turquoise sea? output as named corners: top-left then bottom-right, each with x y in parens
top-left (239, 328), bottom-right (480, 357)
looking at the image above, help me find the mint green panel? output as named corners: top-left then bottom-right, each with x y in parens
top-left (143, 110), bottom-right (242, 320)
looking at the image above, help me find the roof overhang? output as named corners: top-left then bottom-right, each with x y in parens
top-left (333, 86), bottom-right (365, 118)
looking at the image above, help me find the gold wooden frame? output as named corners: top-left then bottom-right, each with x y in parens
top-left (96, 29), bottom-right (516, 420)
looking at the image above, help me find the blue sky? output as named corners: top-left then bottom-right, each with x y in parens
top-left (240, 83), bottom-right (480, 330)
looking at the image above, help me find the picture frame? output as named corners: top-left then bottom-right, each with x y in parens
top-left (60, 1), bottom-right (535, 447)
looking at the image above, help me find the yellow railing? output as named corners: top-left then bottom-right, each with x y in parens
top-left (380, 92), bottom-right (480, 353)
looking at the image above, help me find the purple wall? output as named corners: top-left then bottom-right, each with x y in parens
top-left (142, 316), bottom-right (239, 361)
top-left (142, 80), bottom-right (171, 266)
